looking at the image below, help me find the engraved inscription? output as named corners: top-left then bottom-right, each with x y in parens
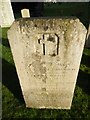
top-left (37, 33), bottom-right (59, 56)
top-left (29, 54), bottom-right (47, 81)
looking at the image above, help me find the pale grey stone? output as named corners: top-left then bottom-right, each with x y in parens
top-left (8, 17), bottom-right (87, 109)
top-left (0, 0), bottom-right (15, 28)
top-left (85, 23), bottom-right (90, 48)
top-left (21, 9), bottom-right (30, 18)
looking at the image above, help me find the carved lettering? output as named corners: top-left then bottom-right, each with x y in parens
top-left (37, 33), bottom-right (59, 56)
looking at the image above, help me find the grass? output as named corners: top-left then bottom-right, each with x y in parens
top-left (1, 3), bottom-right (90, 119)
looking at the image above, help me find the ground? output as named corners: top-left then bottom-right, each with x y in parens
top-left (1, 2), bottom-right (90, 119)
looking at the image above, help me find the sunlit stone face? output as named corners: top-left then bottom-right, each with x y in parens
top-left (1, 0), bottom-right (14, 27)
top-left (8, 18), bottom-right (87, 109)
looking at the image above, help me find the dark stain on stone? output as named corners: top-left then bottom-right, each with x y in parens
top-left (32, 53), bottom-right (41, 61)
top-left (42, 75), bottom-right (47, 83)
top-left (44, 26), bottom-right (48, 31)
top-left (30, 53), bottom-right (47, 81)
top-left (42, 79), bottom-right (46, 83)
top-left (34, 24), bottom-right (37, 27)
top-left (38, 39), bottom-right (41, 44)
top-left (50, 53), bottom-right (56, 57)
top-left (47, 36), bottom-right (55, 42)
top-left (42, 88), bottom-right (46, 92)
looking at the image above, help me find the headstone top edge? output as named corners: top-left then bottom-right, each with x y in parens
top-left (8, 16), bottom-right (87, 37)
top-left (9, 16), bottom-right (80, 29)
top-left (16, 16), bottom-right (78, 21)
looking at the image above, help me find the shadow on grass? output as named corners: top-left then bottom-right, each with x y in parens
top-left (2, 58), bottom-right (25, 104)
top-left (77, 69), bottom-right (90, 95)
top-left (81, 53), bottom-right (90, 68)
top-left (2, 38), bottom-right (10, 48)
top-left (76, 53), bottom-right (90, 95)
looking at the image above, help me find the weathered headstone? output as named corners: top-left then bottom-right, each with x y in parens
top-left (8, 18), bottom-right (87, 109)
top-left (0, 0), bottom-right (15, 28)
top-left (21, 9), bottom-right (30, 18)
top-left (85, 23), bottom-right (90, 48)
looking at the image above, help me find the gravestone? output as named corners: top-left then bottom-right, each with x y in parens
top-left (85, 23), bottom-right (90, 48)
top-left (8, 17), bottom-right (87, 109)
top-left (21, 9), bottom-right (30, 18)
top-left (0, 0), bottom-right (14, 28)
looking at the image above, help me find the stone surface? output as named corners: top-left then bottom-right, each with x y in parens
top-left (8, 17), bottom-right (87, 109)
top-left (85, 23), bottom-right (90, 48)
top-left (0, 0), bottom-right (15, 28)
top-left (21, 9), bottom-right (30, 18)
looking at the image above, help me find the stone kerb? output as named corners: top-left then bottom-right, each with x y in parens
top-left (7, 17), bottom-right (87, 109)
